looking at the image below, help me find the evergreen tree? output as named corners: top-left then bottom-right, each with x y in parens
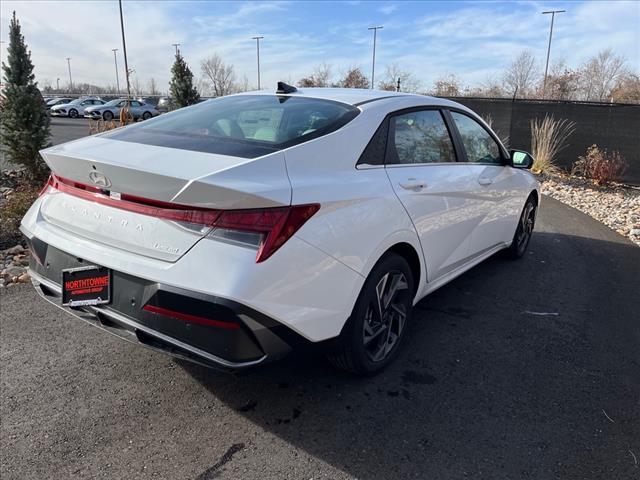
top-left (0, 11), bottom-right (51, 182)
top-left (169, 53), bottom-right (200, 109)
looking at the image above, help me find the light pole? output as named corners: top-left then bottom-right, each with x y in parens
top-left (172, 43), bottom-right (180, 56)
top-left (368, 26), bottom-right (383, 89)
top-left (0, 41), bottom-right (5, 88)
top-left (252, 36), bottom-right (264, 90)
top-left (111, 48), bottom-right (120, 94)
top-left (542, 9), bottom-right (565, 97)
top-left (56, 78), bottom-right (60, 90)
top-left (66, 57), bottom-right (72, 91)
top-left (118, 0), bottom-right (131, 100)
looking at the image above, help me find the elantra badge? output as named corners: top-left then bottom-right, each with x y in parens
top-left (89, 171), bottom-right (111, 188)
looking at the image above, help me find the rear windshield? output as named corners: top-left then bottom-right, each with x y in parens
top-left (103, 95), bottom-right (359, 158)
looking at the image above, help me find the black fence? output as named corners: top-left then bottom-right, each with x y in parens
top-left (446, 97), bottom-right (640, 185)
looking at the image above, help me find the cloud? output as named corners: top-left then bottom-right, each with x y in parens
top-left (0, 0), bottom-right (638, 94)
top-left (378, 4), bottom-right (398, 15)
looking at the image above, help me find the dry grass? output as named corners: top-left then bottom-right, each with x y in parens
top-left (530, 115), bottom-right (575, 175)
top-left (88, 119), bottom-right (120, 135)
top-left (0, 183), bottom-right (39, 249)
top-left (482, 114), bottom-right (510, 148)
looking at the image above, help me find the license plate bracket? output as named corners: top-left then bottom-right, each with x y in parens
top-left (62, 265), bottom-right (111, 307)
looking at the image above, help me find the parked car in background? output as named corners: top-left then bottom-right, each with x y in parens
top-left (155, 97), bottom-right (172, 113)
top-left (45, 97), bottom-right (74, 111)
top-left (50, 98), bottom-right (104, 118)
top-left (22, 86), bottom-right (539, 375)
top-left (84, 99), bottom-right (160, 121)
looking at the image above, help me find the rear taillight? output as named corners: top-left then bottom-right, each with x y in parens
top-left (210, 204), bottom-right (320, 262)
top-left (46, 174), bottom-right (319, 263)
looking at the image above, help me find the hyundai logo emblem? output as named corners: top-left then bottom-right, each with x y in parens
top-left (88, 171), bottom-right (112, 188)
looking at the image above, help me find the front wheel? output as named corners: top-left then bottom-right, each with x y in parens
top-left (68, 108), bottom-right (78, 118)
top-left (102, 110), bottom-right (114, 121)
top-left (507, 195), bottom-right (537, 259)
top-left (326, 253), bottom-right (414, 375)
top-left (142, 111), bottom-right (152, 120)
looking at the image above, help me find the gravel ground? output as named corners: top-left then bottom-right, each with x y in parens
top-left (540, 174), bottom-right (640, 246)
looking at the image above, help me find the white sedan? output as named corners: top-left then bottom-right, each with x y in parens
top-left (21, 85), bottom-right (538, 375)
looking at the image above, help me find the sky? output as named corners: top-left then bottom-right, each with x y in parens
top-left (1, 0), bottom-right (639, 93)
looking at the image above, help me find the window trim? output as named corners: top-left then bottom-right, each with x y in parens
top-left (444, 108), bottom-right (509, 166)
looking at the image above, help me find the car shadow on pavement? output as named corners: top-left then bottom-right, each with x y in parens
top-left (180, 231), bottom-right (640, 479)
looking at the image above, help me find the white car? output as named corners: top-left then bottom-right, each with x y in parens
top-left (84, 99), bottom-right (159, 121)
top-left (50, 98), bottom-right (104, 118)
top-left (21, 85), bottom-right (539, 375)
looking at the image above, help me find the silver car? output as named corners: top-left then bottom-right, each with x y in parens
top-left (45, 97), bottom-right (74, 111)
top-left (50, 98), bottom-right (104, 118)
top-left (84, 99), bottom-right (160, 121)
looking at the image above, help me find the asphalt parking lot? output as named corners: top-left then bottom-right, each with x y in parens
top-left (1, 195), bottom-right (639, 479)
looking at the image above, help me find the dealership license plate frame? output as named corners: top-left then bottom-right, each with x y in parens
top-left (62, 265), bottom-right (112, 307)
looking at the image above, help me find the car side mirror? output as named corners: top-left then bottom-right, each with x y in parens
top-left (510, 149), bottom-right (534, 169)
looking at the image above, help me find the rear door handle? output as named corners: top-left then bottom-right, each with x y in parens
top-left (478, 177), bottom-right (493, 186)
top-left (399, 179), bottom-right (427, 190)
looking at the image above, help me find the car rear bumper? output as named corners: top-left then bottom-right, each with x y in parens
top-left (26, 239), bottom-right (307, 370)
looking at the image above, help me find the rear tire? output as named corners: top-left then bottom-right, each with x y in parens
top-left (326, 253), bottom-right (414, 375)
top-left (103, 110), bottom-right (114, 121)
top-left (69, 108), bottom-right (78, 118)
top-left (142, 111), bottom-right (152, 120)
top-left (507, 195), bottom-right (537, 259)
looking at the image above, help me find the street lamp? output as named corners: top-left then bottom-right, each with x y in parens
top-left (56, 78), bottom-right (60, 90)
top-left (368, 26), bottom-right (383, 89)
top-left (118, 0), bottom-right (131, 100)
top-left (252, 36), bottom-right (264, 90)
top-left (172, 43), bottom-right (180, 56)
top-left (66, 57), bottom-right (73, 91)
top-left (112, 48), bottom-right (120, 94)
top-left (542, 10), bottom-right (565, 97)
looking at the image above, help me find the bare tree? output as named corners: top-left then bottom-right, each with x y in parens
top-left (609, 72), bottom-right (640, 104)
top-left (338, 66), bottom-right (370, 89)
top-left (298, 63), bottom-right (332, 87)
top-left (147, 77), bottom-right (159, 96)
top-left (432, 73), bottom-right (463, 97)
top-left (578, 48), bottom-right (628, 102)
top-left (503, 50), bottom-right (538, 98)
top-left (541, 60), bottom-right (580, 100)
top-left (201, 54), bottom-right (237, 97)
top-left (377, 63), bottom-right (421, 93)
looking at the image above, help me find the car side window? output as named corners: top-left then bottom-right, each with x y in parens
top-left (450, 112), bottom-right (502, 164)
top-left (387, 110), bottom-right (456, 165)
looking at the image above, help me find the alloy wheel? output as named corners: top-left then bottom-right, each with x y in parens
top-left (516, 202), bottom-right (535, 253)
top-left (362, 270), bottom-right (409, 363)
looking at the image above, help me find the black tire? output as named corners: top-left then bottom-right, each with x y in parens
top-left (68, 108), bottom-right (78, 118)
top-left (102, 110), bottom-right (114, 121)
top-left (507, 195), bottom-right (537, 259)
top-left (142, 111), bottom-right (152, 120)
top-left (326, 253), bottom-right (414, 375)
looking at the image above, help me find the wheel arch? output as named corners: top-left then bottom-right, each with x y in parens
top-left (387, 242), bottom-right (421, 295)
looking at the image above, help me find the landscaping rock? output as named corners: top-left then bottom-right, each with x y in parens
top-left (6, 244), bottom-right (24, 255)
top-left (17, 272), bottom-right (30, 283)
top-left (540, 173), bottom-right (640, 247)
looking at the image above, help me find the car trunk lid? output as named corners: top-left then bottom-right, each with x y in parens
top-left (38, 137), bottom-right (291, 262)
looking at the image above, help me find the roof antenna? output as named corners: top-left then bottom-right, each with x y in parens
top-left (276, 81), bottom-right (298, 94)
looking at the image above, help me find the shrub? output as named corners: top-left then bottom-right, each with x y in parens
top-left (530, 115), bottom-right (575, 175)
top-left (0, 182), bottom-right (39, 250)
top-left (572, 144), bottom-right (627, 185)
